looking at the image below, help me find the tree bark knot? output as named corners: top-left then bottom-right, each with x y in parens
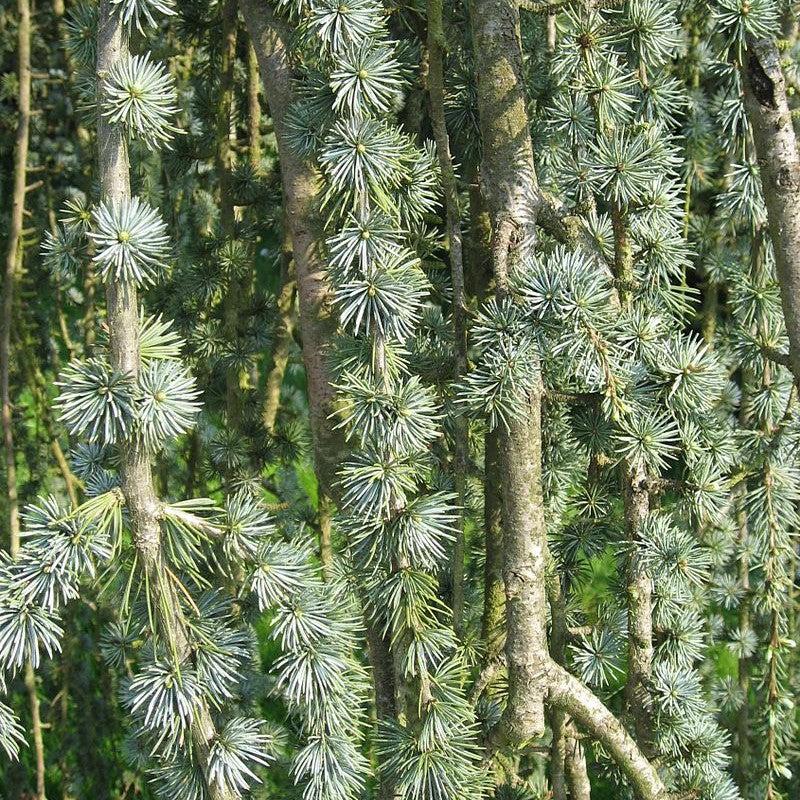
top-left (747, 50), bottom-right (777, 110)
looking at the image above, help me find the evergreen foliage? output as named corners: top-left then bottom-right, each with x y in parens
top-left (2, 0), bottom-right (800, 799)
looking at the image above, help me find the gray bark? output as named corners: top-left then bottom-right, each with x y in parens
top-left (96, 5), bottom-right (233, 797)
top-left (240, 0), bottom-right (345, 497)
top-left (470, 0), bottom-right (548, 747)
top-left (547, 662), bottom-right (668, 800)
top-left (240, 0), bottom-right (398, 739)
top-left (743, 37), bottom-right (800, 385)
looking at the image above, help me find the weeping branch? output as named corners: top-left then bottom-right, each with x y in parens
top-left (95, 4), bottom-right (233, 797)
top-left (427, 0), bottom-right (468, 635)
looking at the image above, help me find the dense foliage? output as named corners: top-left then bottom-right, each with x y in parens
top-left (1, 0), bottom-right (800, 799)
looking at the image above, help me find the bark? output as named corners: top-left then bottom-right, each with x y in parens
top-left (480, 428), bottom-right (505, 663)
top-left (468, 4), bottom-right (668, 794)
top-left (547, 573), bottom-right (568, 800)
top-left (611, 175), bottom-right (655, 752)
top-left (241, 0), bottom-right (345, 498)
top-left (2, 0), bottom-right (31, 550)
top-left (217, 0), bottom-right (246, 424)
top-left (241, 1), bottom-right (398, 776)
top-left (622, 458), bottom-right (655, 754)
top-left (247, 40), bottom-right (262, 170)
top-left (317, 493), bottom-right (334, 578)
top-left (547, 557), bottom-right (591, 800)
top-left (471, 0), bottom-right (548, 747)
top-left (564, 725), bottom-right (592, 800)
top-left (262, 231), bottom-right (296, 433)
top-left (546, 662), bottom-right (668, 800)
top-left (742, 37), bottom-right (800, 386)
top-left (96, 5), bottom-right (233, 797)
top-left (427, 0), bottom-right (468, 636)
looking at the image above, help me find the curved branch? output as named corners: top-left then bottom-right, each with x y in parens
top-left (546, 661), bottom-right (670, 800)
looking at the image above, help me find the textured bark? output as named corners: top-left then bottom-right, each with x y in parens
top-left (481, 428), bottom-right (505, 662)
top-left (467, 4), bottom-right (668, 794)
top-left (262, 232), bottom-right (295, 433)
top-left (1, 0), bottom-right (31, 550)
top-left (241, 0), bottom-right (345, 497)
top-left (564, 725), bottom-right (592, 800)
top-left (547, 556), bottom-right (592, 799)
top-left (242, 1), bottom-right (398, 773)
top-left (547, 662), bottom-right (668, 800)
top-left (471, 0), bottom-right (548, 747)
top-left (427, 0), bottom-right (468, 635)
top-left (247, 40), bottom-right (262, 170)
top-left (622, 458), bottom-right (655, 754)
top-left (611, 171), bottom-right (655, 752)
top-left (742, 37), bottom-right (800, 385)
top-left (96, 6), bottom-right (233, 797)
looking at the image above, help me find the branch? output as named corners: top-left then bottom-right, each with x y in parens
top-left (546, 660), bottom-right (670, 800)
top-left (761, 343), bottom-right (792, 369)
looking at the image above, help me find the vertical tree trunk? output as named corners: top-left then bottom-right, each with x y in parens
top-left (427, 0), bottom-right (468, 636)
top-left (240, 4), bottom-right (399, 780)
top-left (241, 0), bottom-right (346, 497)
top-left (95, 5), bottom-right (233, 797)
top-left (470, 0), bottom-right (549, 747)
top-left (247, 40), bottom-right (262, 170)
top-left (262, 231), bottom-right (295, 433)
top-left (2, 0), bottom-right (31, 551)
top-left (612, 193), bottom-right (655, 752)
top-left (742, 37), bottom-right (800, 385)
top-left (3, 5), bottom-right (47, 796)
top-left (564, 727), bottom-right (592, 800)
top-left (622, 459), bottom-right (655, 753)
top-left (481, 428), bottom-right (504, 663)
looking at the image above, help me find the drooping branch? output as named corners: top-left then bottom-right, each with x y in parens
top-left (468, 0), bottom-right (670, 794)
top-left (95, 4), bottom-right (233, 797)
top-left (546, 662), bottom-right (669, 800)
top-left (241, 0), bottom-right (397, 730)
top-left (427, 0), bottom-right (468, 635)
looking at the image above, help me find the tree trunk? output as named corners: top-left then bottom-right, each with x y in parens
top-left (481, 428), bottom-right (504, 663)
top-left (2, 0), bottom-right (31, 551)
top-left (96, 5), bottom-right (233, 797)
top-left (742, 37), bottom-right (800, 385)
top-left (241, 0), bottom-right (346, 497)
top-left (547, 662), bottom-right (668, 800)
top-left (427, 0), bottom-right (468, 636)
top-left (622, 458), bottom-right (655, 753)
top-left (262, 230), bottom-right (295, 433)
top-left (241, 2), bottom-right (398, 778)
top-left (470, 0), bottom-right (549, 747)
